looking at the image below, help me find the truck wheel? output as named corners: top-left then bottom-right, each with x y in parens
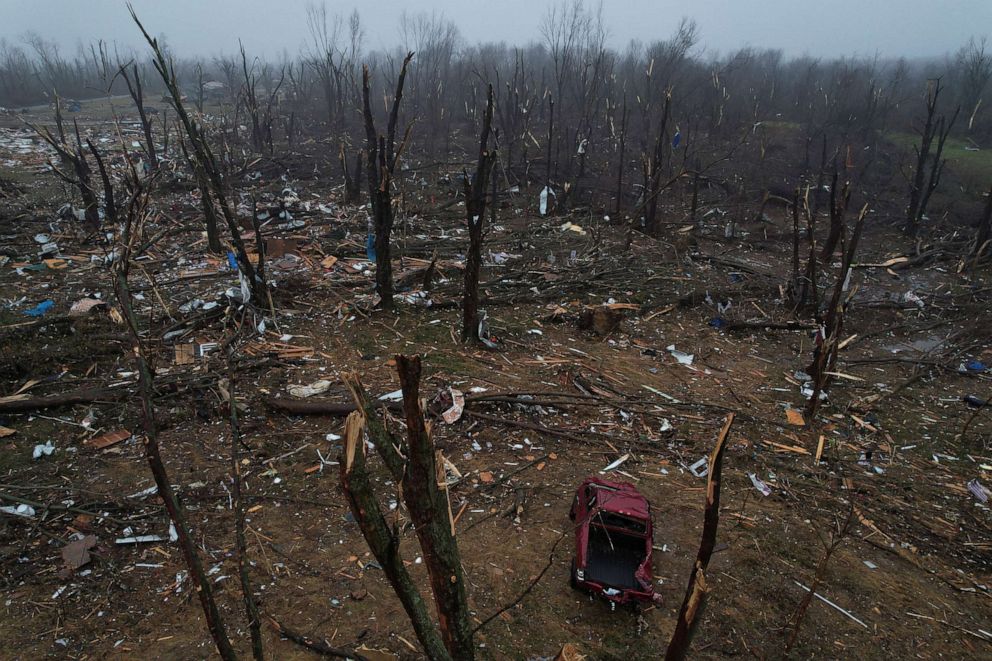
top-left (569, 559), bottom-right (579, 589)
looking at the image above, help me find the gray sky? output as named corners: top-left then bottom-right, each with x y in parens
top-left (3, 0), bottom-right (989, 61)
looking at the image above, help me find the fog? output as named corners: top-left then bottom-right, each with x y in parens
top-left (2, 0), bottom-right (989, 60)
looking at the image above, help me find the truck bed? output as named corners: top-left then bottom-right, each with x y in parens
top-left (584, 525), bottom-right (646, 590)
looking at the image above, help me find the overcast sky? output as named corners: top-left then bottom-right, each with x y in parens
top-left (3, 0), bottom-right (989, 61)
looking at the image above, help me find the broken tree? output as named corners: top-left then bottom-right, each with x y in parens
top-left (341, 355), bottom-right (474, 660)
top-left (462, 83), bottom-right (496, 342)
top-left (362, 52), bottom-right (414, 311)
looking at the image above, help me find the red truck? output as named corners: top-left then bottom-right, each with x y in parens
top-left (569, 476), bottom-right (659, 608)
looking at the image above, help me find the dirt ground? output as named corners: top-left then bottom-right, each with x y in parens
top-left (0, 104), bottom-right (990, 660)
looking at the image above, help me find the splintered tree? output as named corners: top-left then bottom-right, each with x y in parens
top-left (665, 414), bottom-right (735, 660)
top-left (110, 159), bottom-right (236, 661)
top-left (341, 356), bottom-right (474, 661)
top-left (130, 6), bottom-right (268, 304)
top-left (806, 203), bottom-right (868, 417)
top-left (970, 185), bottom-right (992, 269)
top-left (642, 90), bottom-right (672, 235)
top-left (116, 61), bottom-right (158, 171)
top-left (339, 141), bottom-right (363, 204)
top-left (462, 84), bottom-right (496, 342)
top-left (362, 52), bottom-right (414, 310)
top-left (27, 103), bottom-right (100, 230)
top-left (906, 79), bottom-right (960, 236)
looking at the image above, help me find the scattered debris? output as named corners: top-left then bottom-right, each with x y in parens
top-left (69, 297), bottom-right (106, 317)
top-left (967, 479), bottom-right (990, 503)
top-left (749, 473), bottom-right (772, 496)
top-left (666, 345), bottom-right (694, 365)
top-left (289, 380), bottom-right (332, 398)
top-left (32, 441), bottom-right (55, 459)
top-left (61, 535), bottom-right (98, 575)
top-left (84, 429), bottom-right (132, 450)
top-left (688, 457), bottom-right (709, 478)
top-left (22, 300), bottom-right (54, 316)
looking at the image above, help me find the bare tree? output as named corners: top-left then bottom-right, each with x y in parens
top-left (362, 52), bottom-right (414, 311)
top-left (117, 62), bottom-right (158, 170)
top-left (806, 204), bottom-right (868, 417)
top-left (26, 103), bottom-right (100, 230)
top-left (342, 356), bottom-right (475, 660)
top-left (131, 6), bottom-right (268, 304)
top-left (954, 37), bottom-right (992, 134)
top-left (462, 84), bottom-right (496, 342)
top-left (906, 79), bottom-right (960, 236)
top-left (110, 159), bottom-right (236, 661)
top-left (785, 504), bottom-right (856, 653)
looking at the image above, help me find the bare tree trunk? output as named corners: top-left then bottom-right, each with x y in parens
top-left (394, 356), bottom-right (475, 659)
top-left (689, 165), bottom-right (700, 228)
top-left (907, 79), bottom-right (960, 236)
top-left (119, 63), bottom-right (159, 171)
top-left (545, 94), bottom-right (554, 208)
top-left (339, 142), bottom-right (362, 204)
top-left (797, 187), bottom-right (818, 314)
top-left (462, 84), bottom-right (496, 342)
top-left (819, 171), bottom-right (848, 261)
top-left (179, 137), bottom-right (222, 253)
top-left (806, 204), bottom-right (867, 417)
top-left (362, 53), bottom-right (414, 311)
top-left (87, 139), bottom-right (115, 224)
top-left (644, 92), bottom-right (673, 235)
top-left (665, 414), bottom-right (735, 661)
top-left (71, 121), bottom-right (101, 230)
top-left (132, 9), bottom-right (264, 299)
top-left (27, 112), bottom-right (100, 231)
top-left (339, 410), bottom-right (452, 661)
top-left (111, 172), bottom-right (235, 659)
top-left (970, 185), bottom-right (992, 268)
top-left (226, 354), bottom-right (264, 660)
top-left (785, 504), bottom-right (855, 652)
top-left (615, 96), bottom-right (628, 218)
top-left (787, 187), bottom-right (801, 304)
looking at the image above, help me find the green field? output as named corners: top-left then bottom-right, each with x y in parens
top-left (888, 131), bottom-right (992, 189)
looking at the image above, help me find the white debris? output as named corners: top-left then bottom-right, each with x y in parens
top-left (379, 389), bottom-right (404, 402)
top-left (289, 379), bottom-right (332, 398)
top-left (749, 473), bottom-right (772, 496)
top-left (0, 504), bottom-right (36, 518)
top-left (666, 345), bottom-right (694, 365)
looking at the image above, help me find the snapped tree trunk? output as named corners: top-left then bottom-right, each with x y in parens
top-left (462, 84), bottom-right (496, 342)
top-left (226, 357), bottom-right (264, 660)
top-left (362, 52), bottom-right (414, 311)
top-left (665, 414), bottom-right (735, 661)
top-left (339, 412), bottom-right (452, 661)
top-left (643, 92), bottom-right (673, 236)
top-left (110, 173), bottom-right (235, 659)
top-left (906, 79), bottom-right (959, 236)
top-left (341, 356), bottom-right (474, 660)
top-left (395, 356), bottom-right (475, 659)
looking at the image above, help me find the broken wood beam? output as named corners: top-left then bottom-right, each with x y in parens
top-left (0, 387), bottom-right (128, 413)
